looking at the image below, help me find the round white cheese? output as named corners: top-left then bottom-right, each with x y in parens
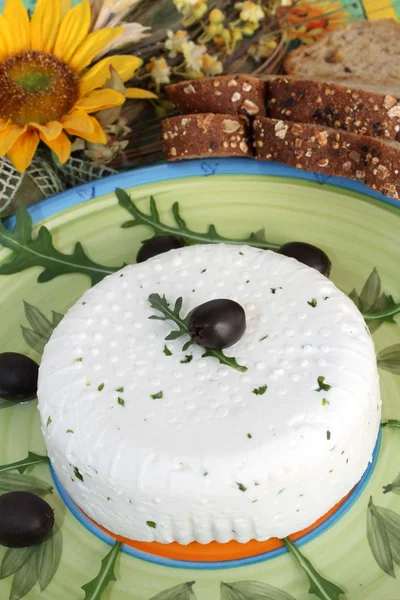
top-left (38, 244), bottom-right (381, 544)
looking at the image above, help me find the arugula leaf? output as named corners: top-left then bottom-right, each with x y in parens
top-left (283, 538), bottom-right (344, 600)
top-left (148, 293), bottom-right (247, 373)
top-left (383, 471), bottom-right (400, 495)
top-left (0, 452), bottom-right (50, 475)
top-left (0, 206), bottom-right (120, 285)
top-left (81, 541), bottom-right (122, 600)
top-left (116, 189), bottom-right (280, 250)
top-left (382, 420), bottom-right (400, 428)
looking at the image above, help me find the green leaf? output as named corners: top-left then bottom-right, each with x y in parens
top-left (360, 268), bottom-right (381, 312)
top-left (252, 385), bottom-right (268, 396)
top-left (21, 327), bottom-right (48, 355)
top-left (377, 345), bottom-right (400, 375)
top-left (23, 302), bottom-right (54, 338)
top-left (367, 497), bottom-right (395, 577)
top-left (0, 397), bottom-right (16, 411)
top-left (116, 190), bottom-right (280, 251)
top-left (52, 311), bottom-right (64, 327)
top-left (383, 471), bottom-right (400, 495)
top-left (9, 549), bottom-right (39, 600)
top-left (148, 293), bottom-right (247, 373)
top-left (348, 288), bottom-right (362, 311)
top-left (81, 541), bottom-right (122, 600)
top-left (283, 538), bottom-right (345, 599)
top-left (0, 206), bottom-right (120, 285)
top-left (36, 529), bottom-right (62, 591)
top-left (0, 547), bottom-right (36, 580)
top-left (220, 580), bottom-right (297, 600)
top-left (146, 521), bottom-right (157, 528)
top-left (0, 452), bottom-right (50, 475)
top-left (201, 349), bottom-right (247, 373)
top-left (0, 472), bottom-right (52, 496)
top-left (382, 420), bottom-right (400, 428)
top-left (316, 377), bottom-right (331, 392)
top-left (149, 581), bottom-right (197, 600)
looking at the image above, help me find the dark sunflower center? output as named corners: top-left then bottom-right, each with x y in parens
top-left (0, 51), bottom-right (79, 125)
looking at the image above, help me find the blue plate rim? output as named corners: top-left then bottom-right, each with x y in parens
top-left (8, 158), bottom-right (400, 228)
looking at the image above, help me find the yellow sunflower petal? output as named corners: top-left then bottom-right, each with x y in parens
top-left (0, 15), bottom-right (14, 58)
top-left (125, 87), bottom-right (158, 100)
top-left (0, 119), bottom-right (10, 132)
top-left (79, 55), bottom-right (143, 96)
top-left (31, 0), bottom-right (61, 53)
top-left (75, 89), bottom-right (125, 113)
top-left (3, 0), bottom-right (30, 54)
top-left (0, 124), bottom-right (27, 156)
top-left (53, 0), bottom-right (91, 64)
top-left (69, 27), bottom-right (124, 74)
top-left (65, 115), bottom-right (106, 144)
top-left (60, 0), bottom-right (71, 18)
top-left (7, 129), bottom-right (39, 172)
top-left (61, 110), bottom-right (94, 134)
top-left (32, 121), bottom-right (63, 141)
top-left (40, 131), bottom-right (71, 163)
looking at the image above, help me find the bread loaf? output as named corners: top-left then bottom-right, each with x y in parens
top-left (162, 114), bottom-right (252, 161)
top-left (284, 20), bottom-right (400, 96)
top-left (166, 75), bottom-right (267, 117)
top-left (267, 77), bottom-right (400, 143)
top-left (254, 117), bottom-right (400, 200)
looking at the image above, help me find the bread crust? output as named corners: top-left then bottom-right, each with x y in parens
top-left (162, 114), bottom-right (252, 161)
top-left (267, 77), bottom-right (400, 143)
top-left (254, 117), bottom-right (400, 200)
top-left (166, 75), bottom-right (267, 117)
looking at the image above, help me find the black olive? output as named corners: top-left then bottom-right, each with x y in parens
top-left (136, 236), bottom-right (184, 263)
top-left (0, 492), bottom-right (54, 548)
top-left (279, 242), bottom-right (332, 277)
top-left (0, 353), bottom-right (39, 402)
top-left (188, 299), bottom-right (246, 350)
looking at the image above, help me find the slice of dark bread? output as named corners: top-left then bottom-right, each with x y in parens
top-left (166, 75), bottom-right (267, 117)
top-left (267, 77), bottom-right (400, 143)
top-left (253, 117), bottom-right (400, 200)
top-left (162, 114), bottom-right (252, 161)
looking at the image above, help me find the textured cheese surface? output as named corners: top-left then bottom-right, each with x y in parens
top-left (38, 244), bottom-right (381, 544)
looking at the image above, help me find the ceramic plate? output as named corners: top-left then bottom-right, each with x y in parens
top-left (0, 159), bottom-right (400, 600)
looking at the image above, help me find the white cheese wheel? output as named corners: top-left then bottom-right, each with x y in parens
top-left (38, 244), bottom-right (381, 544)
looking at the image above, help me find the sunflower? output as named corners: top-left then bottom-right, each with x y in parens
top-left (0, 0), bottom-right (154, 172)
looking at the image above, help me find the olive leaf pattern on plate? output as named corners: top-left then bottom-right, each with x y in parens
top-left (220, 580), bottom-right (297, 600)
top-left (377, 345), bottom-right (400, 376)
top-left (348, 268), bottom-right (400, 334)
top-left (367, 497), bottom-right (400, 577)
top-left (21, 302), bottom-right (63, 356)
top-left (0, 529), bottom-right (63, 600)
top-left (149, 581), bottom-right (198, 600)
top-left (383, 471), bottom-right (400, 495)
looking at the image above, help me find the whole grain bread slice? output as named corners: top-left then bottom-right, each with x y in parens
top-left (166, 75), bottom-right (267, 117)
top-left (266, 77), bottom-right (400, 143)
top-left (162, 114), bottom-right (252, 161)
top-left (253, 117), bottom-right (400, 200)
top-left (284, 19), bottom-right (400, 97)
